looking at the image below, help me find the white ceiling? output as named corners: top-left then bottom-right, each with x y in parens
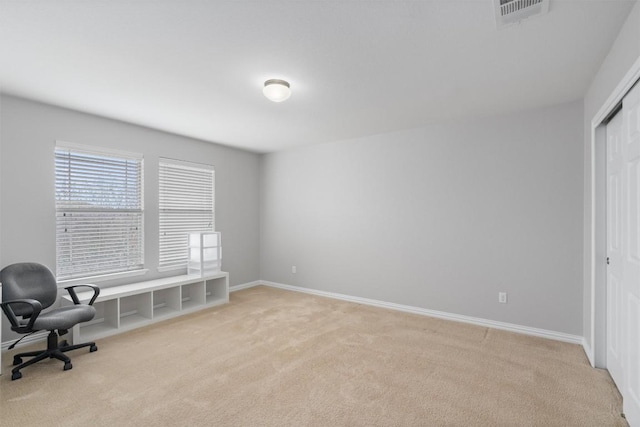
top-left (0, 1), bottom-right (635, 153)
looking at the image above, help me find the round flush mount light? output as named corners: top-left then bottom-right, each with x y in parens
top-left (263, 79), bottom-right (291, 102)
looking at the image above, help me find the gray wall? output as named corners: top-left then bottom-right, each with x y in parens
top-left (0, 95), bottom-right (261, 340)
top-left (582, 1), bottom-right (640, 357)
top-left (260, 101), bottom-right (584, 335)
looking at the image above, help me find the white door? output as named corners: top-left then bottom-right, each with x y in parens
top-left (622, 82), bottom-right (640, 426)
top-left (607, 110), bottom-right (625, 390)
top-left (607, 82), bottom-right (640, 426)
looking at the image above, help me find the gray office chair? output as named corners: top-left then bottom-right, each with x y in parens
top-left (0, 262), bottom-right (100, 380)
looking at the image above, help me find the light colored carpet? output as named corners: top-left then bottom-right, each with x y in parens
top-left (0, 286), bottom-right (627, 426)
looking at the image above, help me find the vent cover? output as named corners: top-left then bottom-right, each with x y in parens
top-left (494, 0), bottom-right (549, 29)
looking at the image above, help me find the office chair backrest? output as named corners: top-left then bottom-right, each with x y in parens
top-left (1, 263), bottom-right (58, 316)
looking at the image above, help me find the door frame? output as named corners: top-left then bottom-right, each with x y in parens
top-left (588, 55), bottom-right (640, 368)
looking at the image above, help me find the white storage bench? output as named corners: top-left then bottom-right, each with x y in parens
top-left (62, 272), bottom-right (229, 344)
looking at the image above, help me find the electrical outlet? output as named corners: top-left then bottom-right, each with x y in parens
top-left (498, 292), bottom-right (507, 304)
top-left (292, 266), bottom-right (297, 274)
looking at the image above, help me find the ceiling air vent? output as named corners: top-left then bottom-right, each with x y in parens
top-left (494, 0), bottom-right (549, 29)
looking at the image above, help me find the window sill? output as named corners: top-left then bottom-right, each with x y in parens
top-left (57, 269), bottom-right (149, 287)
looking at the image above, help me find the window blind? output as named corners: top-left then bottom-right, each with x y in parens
top-left (55, 143), bottom-right (144, 280)
top-left (159, 159), bottom-right (215, 270)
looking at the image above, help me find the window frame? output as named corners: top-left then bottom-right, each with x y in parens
top-left (158, 157), bottom-right (215, 272)
top-left (54, 141), bottom-right (145, 282)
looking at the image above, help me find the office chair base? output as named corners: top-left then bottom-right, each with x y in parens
top-left (10, 330), bottom-right (97, 380)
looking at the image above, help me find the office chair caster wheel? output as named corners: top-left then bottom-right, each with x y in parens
top-left (64, 362), bottom-right (73, 371)
top-left (90, 344), bottom-right (98, 352)
top-left (12, 371), bottom-right (22, 381)
top-left (13, 356), bottom-right (22, 365)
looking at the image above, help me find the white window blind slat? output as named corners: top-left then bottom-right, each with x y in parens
top-left (55, 145), bottom-right (144, 280)
top-left (159, 159), bottom-right (215, 269)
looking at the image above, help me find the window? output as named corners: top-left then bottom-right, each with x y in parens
top-left (55, 142), bottom-right (144, 280)
top-left (159, 158), bottom-right (215, 270)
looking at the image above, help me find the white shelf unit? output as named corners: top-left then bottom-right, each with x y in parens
top-left (188, 232), bottom-right (222, 276)
top-left (62, 272), bottom-right (229, 344)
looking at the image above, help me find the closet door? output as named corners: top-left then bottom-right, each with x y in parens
top-left (621, 82), bottom-right (640, 426)
top-left (607, 82), bottom-right (640, 426)
top-left (606, 110), bottom-right (624, 391)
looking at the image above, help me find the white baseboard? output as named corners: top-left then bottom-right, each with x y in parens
top-left (230, 281), bottom-right (261, 293)
top-left (1, 331), bottom-right (49, 351)
top-left (259, 280), bottom-right (583, 345)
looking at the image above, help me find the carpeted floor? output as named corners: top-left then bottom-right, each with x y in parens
top-left (0, 286), bottom-right (627, 426)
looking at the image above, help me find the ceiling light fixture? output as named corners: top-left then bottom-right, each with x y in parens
top-left (263, 79), bottom-right (291, 102)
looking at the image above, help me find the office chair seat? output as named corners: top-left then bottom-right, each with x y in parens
top-left (0, 262), bottom-right (100, 380)
top-left (32, 305), bottom-right (96, 331)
